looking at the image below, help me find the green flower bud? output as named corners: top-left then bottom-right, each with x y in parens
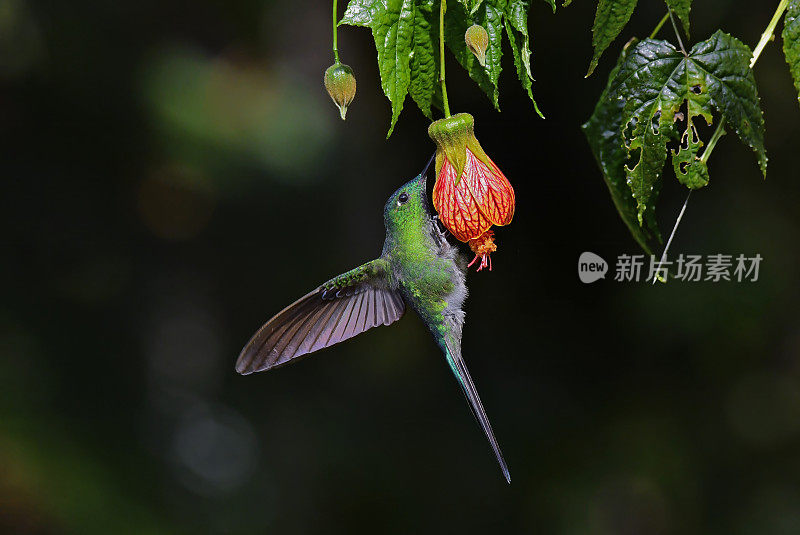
top-left (465, 24), bottom-right (489, 67)
top-left (323, 63), bottom-right (356, 120)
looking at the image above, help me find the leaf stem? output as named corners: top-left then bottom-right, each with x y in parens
top-left (649, 12), bottom-right (670, 40)
top-left (652, 191), bottom-right (691, 284)
top-left (751, 0), bottom-right (790, 67)
top-left (439, 0), bottom-right (451, 118)
top-left (332, 0), bottom-right (340, 62)
top-left (700, 121), bottom-right (726, 164)
top-left (668, 9), bottom-right (686, 54)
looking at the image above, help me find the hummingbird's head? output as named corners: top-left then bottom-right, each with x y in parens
top-left (383, 156), bottom-right (434, 232)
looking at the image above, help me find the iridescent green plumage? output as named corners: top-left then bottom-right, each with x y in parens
top-left (236, 159), bottom-right (510, 483)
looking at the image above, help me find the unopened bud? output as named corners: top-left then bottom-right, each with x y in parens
top-left (465, 24), bottom-right (488, 67)
top-left (323, 63), bottom-right (356, 120)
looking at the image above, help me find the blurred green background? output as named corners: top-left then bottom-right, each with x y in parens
top-left (2, 0), bottom-right (800, 533)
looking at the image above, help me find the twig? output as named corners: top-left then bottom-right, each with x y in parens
top-left (332, 0), bottom-right (339, 62)
top-left (668, 9), bottom-right (686, 54)
top-left (440, 0), bottom-right (451, 117)
top-left (751, 0), bottom-right (790, 67)
top-left (650, 12), bottom-right (670, 40)
top-left (652, 191), bottom-right (692, 284)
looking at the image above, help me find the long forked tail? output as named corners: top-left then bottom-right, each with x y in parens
top-left (444, 342), bottom-right (511, 484)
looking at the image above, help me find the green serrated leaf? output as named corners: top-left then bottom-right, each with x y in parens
top-left (665, 0), bottom-right (691, 38)
top-left (690, 31), bottom-right (767, 175)
top-left (582, 38), bottom-right (660, 253)
top-left (542, 0), bottom-right (556, 13)
top-left (408, 0), bottom-right (438, 119)
top-left (340, 0), bottom-right (375, 27)
top-left (457, 0), bottom-right (484, 15)
top-left (343, 0), bottom-right (443, 126)
top-left (342, 0), bottom-right (548, 128)
top-left (672, 118), bottom-right (710, 189)
top-left (504, 0), bottom-right (544, 117)
top-left (587, 0), bottom-right (639, 77)
top-left (608, 31), bottom-right (766, 223)
top-left (611, 39), bottom-right (681, 220)
top-left (783, 0), bottom-right (800, 107)
top-left (445, 0), bottom-right (506, 109)
top-left (506, 0), bottom-right (532, 80)
top-left (374, 0), bottom-right (414, 137)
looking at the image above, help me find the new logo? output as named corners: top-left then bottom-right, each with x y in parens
top-left (578, 252), bottom-right (608, 283)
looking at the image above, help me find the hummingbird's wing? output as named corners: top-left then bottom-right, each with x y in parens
top-left (236, 259), bottom-right (404, 375)
top-left (444, 337), bottom-right (511, 484)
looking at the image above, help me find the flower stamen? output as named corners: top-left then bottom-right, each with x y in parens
top-left (467, 230), bottom-right (497, 272)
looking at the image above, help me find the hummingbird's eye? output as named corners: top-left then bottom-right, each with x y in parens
top-left (398, 192), bottom-right (409, 205)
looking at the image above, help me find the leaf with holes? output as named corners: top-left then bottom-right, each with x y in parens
top-left (583, 38), bottom-right (660, 253)
top-left (784, 0), bottom-right (800, 107)
top-left (672, 117), bottom-right (711, 189)
top-left (587, 0), bottom-right (638, 77)
top-left (608, 31), bottom-right (766, 225)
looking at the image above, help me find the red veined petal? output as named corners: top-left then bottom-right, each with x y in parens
top-left (461, 149), bottom-right (515, 227)
top-left (433, 159), bottom-right (494, 242)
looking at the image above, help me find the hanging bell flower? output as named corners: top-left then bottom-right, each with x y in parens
top-left (428, 113), bottom-right (515, 272)
top-left (465, 24), bottom-right (489, 67)
top-left (323, 63), bottom-right (356, 120)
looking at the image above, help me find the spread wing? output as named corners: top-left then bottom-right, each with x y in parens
top-left (236, 259), bottom-right (405, 375)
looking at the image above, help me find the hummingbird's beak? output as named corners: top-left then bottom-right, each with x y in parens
top-left (418, 152), bottom-right (435, 186)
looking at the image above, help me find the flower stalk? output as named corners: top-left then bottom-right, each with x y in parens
top-left (440, 0), bottom-right (451, 118)
top-left (332, 0), bottom-right (340, 62)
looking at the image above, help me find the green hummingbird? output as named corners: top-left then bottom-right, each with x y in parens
top-left (236, 156), bottom-right (510, 483)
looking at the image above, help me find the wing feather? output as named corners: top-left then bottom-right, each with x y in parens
top-left (236, 260), bottom-right (405, 375)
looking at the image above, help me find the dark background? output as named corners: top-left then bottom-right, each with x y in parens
top-left (3, 0), bottom-right (800, 533)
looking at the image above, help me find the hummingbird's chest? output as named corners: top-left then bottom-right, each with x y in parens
top-left (389, 240), bottom-right (466, 321)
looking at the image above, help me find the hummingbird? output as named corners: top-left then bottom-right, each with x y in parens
top-left (236, 155), bottom-right (510, 483)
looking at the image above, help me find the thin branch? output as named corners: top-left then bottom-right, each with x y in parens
top-left (652, 191), bottom-right (692, 284)
top-left (751, 0), bottom-right (790, 67)
top-left (668, 9), bottom-right (686, 55)
top-left (649, 12), bottom-right (670, 40)
top-left (439, 0), bottom-right (451, 117)
top-left (332, 0), bottom-right (339, 62)
top-left (700, 123), bottom-right (726, 164)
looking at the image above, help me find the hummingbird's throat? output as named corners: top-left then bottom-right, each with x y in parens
top-left (467, 230), bottom-right (497, 272)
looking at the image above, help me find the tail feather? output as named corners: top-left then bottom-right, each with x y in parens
top-left (444, 341), bottom-right (511, 484)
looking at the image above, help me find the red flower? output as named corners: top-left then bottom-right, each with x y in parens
top-left (428, 113), bottom-right (515, 271)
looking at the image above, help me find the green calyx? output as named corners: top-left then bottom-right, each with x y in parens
top-left (324, 63), bottom-right (357, 120)
top-left (428, 112), bottom-right (493, 185)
